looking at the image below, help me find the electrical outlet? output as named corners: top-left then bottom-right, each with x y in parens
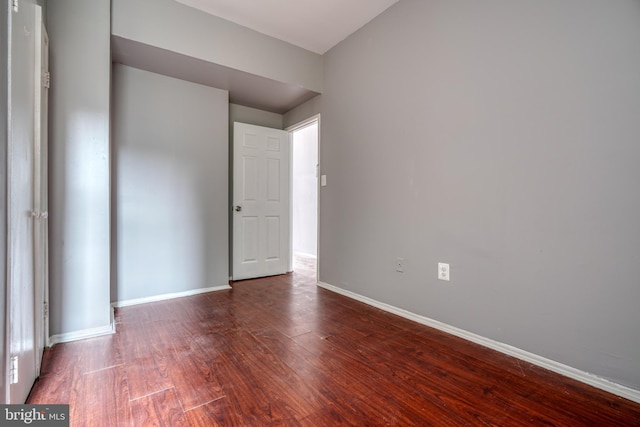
top-left (438, 262), bottom-right (450, 281)
top-left (396, 258), bottom-right (405, 273)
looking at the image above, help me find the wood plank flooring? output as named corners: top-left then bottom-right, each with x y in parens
top-left (28, 255), bottom-right (640, 426)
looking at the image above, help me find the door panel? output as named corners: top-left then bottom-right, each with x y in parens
top-left (241, 216), bottom-right (259, 262)
top-left (242, 156), bottom-right (258, 200)
top-left (233, 122), bottom-right (290, 280)
top-left (266, 216), bottom-right (280, 260)
top-left (266, 159), bottom-right (281, 201)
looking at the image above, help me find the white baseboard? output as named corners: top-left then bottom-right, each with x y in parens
top-left (317, 281), bottom-right (640, 404)
top-left (49, 306), bottom-right (116, 346)
top-left (48, 286), bottom-right (231, 346)
top-left (112, 284), bottom-right (231, 308)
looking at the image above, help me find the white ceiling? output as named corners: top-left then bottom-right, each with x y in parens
top-left (174, 0), bottom-right (399, 54)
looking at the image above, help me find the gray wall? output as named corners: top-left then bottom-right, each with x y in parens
top-left (112, 64), bottom-right (229, 302)
top-left (112, 0), bottom-right (322, 93)
top-left (47, 0), bottom-right (112, 336)
top-left (318, 0), bottom-right (640, 390)
top-left (284, 95), bottom-right (322, 129)
top-left (230, 104), bottom-right (283, 130)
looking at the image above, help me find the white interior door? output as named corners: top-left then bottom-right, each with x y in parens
top-left (233, 122), bottom-right (290, 280)
top-left (33, 7), bottom-right (49, 374)
top-left (7, 0), bottom-right (38, 404)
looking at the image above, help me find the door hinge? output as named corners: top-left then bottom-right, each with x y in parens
top-left (12, 0), bottom-right (18, 13)
top-left (9, 356), bottom-right (18, 384)
top-left (44, 301), bottom-right (49, 318)
top-left (43, 71), bottom-right (50, 89)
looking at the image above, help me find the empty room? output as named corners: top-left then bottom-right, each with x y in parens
top-left (2, 0), bottom-right (640, 425)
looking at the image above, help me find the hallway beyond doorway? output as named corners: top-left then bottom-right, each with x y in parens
top-left (291, 120), bottom-right (319, 264)
top-left (293, 252), bottom-right (317, 280)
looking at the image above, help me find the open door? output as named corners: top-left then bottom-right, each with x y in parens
top-left (33, 6), bottom-right (49, 374)
top-left (7, 1), bottom-right (39, 404)
top-left (232, 122), bottom-right (290, 281)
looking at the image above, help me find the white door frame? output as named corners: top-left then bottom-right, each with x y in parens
top-left (286, 114), bottom-right (321, 282)
top-left (33, 5), bottom-right (49, 370)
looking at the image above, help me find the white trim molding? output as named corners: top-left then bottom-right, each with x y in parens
top-left (49, 285), bottom-right (232, 346)
top-left (49, 306), bottom-right (116, 346)
top-left (284, 113), bottom-right (321, 133)
top-left (317, 281), bottom-right (640, 404)
top-left (113, 284), bottom-right (231, 308)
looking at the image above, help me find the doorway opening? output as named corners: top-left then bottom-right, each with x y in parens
top-left (289, 116), bottom-right (319, 281)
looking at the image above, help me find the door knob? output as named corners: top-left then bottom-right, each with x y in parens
top-left (234, 205), bottom-right (242, 212)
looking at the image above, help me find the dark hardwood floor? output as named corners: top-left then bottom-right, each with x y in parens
top-left (28, 254), bottom-right (640, 426)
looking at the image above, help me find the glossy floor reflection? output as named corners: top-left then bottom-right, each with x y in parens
top-left (28, 254), bottom-right (640, 426)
